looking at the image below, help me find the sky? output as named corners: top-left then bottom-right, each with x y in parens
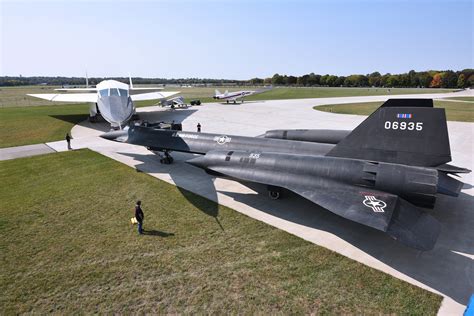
top-left (0, 0), bottom-right (472, 79)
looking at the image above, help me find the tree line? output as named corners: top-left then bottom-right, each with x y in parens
top-left (1, 69), bottom-right (473, 88)
top-left (251, 69), bottom-right (473, 89)
top-left (0, 76), bottom-right (243, 87)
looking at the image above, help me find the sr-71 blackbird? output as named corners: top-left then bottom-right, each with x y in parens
top-left (101, 99), bottom-right (470, 250)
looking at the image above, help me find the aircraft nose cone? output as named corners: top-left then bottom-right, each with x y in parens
top-left (100, 130), bottom-right (128, 142)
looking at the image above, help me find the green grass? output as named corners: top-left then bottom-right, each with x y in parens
top-left (1, 85), bottom-right (457, 108)
top-left (0, 104), bottom-right (89, 148)
top-left (0, 150), bottom-right (442, 314)
top-left (443, 96), bottom-right (474, 102)
top-left (315, 100), bottom-right (474, 122)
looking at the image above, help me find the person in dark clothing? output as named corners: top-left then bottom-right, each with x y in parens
top-left (135, 200), bottom-right (144, 234)
top-left (197, 123), bottom-right (201, 133)
top-left (66, 133), bottom-right (72, 150)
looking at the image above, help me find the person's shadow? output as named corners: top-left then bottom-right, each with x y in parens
top-left (142, 230), bottom-right (175, 237)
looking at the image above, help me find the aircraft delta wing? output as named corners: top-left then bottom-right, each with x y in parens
top-left (101, 99), bottom-right (470, 250)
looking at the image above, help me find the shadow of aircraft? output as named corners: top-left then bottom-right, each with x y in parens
top-left (118, 151), bottom-right (224, 231)
top-left (50, 114), bottom-right (90, 125)
top-left (217, 181), bottom-right (474, 305)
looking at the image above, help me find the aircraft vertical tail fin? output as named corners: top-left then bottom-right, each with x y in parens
top-left (85, 71), bottom-right (89, 88)
top-left (215, 89), bottom-right (221, 96)
top-left (326, 99), bottom-right (451, 167)
top-left (224, 90), bottom-right (229, 96)
top-left (129, 74), bottom-right (134, 89)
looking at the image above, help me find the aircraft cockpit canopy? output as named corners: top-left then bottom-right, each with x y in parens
top-left (99, 88), bottom-right (129, 98)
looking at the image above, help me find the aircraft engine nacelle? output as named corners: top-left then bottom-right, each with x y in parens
top-left (361, 162), bottom-right (438, 208)
top-left (188, 150), bottom-right (439, 208)
top-left (264, 129), bottom-right (351, 144)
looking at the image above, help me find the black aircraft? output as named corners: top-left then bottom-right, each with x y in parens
top-left (101, 99), bottom-right (470, 251)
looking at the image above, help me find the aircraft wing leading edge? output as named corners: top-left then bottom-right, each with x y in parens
top-left (27, 93), bottom-right (98, 103)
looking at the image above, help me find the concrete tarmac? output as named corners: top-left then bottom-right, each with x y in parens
top-left (0, 143), bottom-right (55, 161)
top-left (5, 91), bottom-right (473, 314)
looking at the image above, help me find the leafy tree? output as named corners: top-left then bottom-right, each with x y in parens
top-left (297, 75), bottom-right (309, 86)
top-left (441, 71), bottom-right (457, 88)
top-left (307, 73), bottom-right (321, 86)
top-left (368, 72), bottom-right (381, 87)
top-left (287, 76), bottom-right (297, 85)
top-left (271, 73), bottom-right (285, 85)
top-left (386, 75), bottom-right (400, 87)
top-left (320, 74), bottom-right (329, 86)
top-left (457, 74), bottom-right (466, 88)
top-left (430, 73), bottom-right (442, 88)
top-left (249, 78), bottom-right (264, 85)
top-left (417, 72), bottom-right (433, 88)
top-left (467, 75), bottom-right (474, 87)
top-left (334, 76), bottom-right (345, 87)
top-left (326, 75), bottom-right (338, 87)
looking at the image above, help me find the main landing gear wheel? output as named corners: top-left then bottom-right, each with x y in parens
top-left (267, 185), bottom-right (282, 200)
top-left (158, 151), bottom-right (174, 164)
top-left (268, 190), bottom-right (281, 200)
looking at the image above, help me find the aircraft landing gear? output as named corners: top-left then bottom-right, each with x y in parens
top-left (233, 100), bottom-right (236, 104)
top-left (160, 151), bottom-right (174, 164)
top-left (267, 186), bottom-right (282, 200)
top-left (226, 100), bottom-right (229, 104)
top-left (151, 149), bottom-right (174, 164)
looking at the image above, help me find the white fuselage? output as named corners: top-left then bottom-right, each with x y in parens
top-left (95, 80), bottom-right (135, 128)
top-left (214, 90), bottom-right (255, 102)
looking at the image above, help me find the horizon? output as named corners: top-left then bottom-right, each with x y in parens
top-left (1, 0), bottom-right (472, 79)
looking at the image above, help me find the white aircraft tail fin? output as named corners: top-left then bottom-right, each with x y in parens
top-left (129, 74), bottom-right (134, 89)
top-left (224, 90), bottom-right (229, 96)
top-left (85, 71), bottom-right (89, 88)
top-left (215, 89), bottom-right (221, 96)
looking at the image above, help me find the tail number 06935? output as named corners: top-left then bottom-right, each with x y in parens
top-left (384, 121), bottom-right (423, 131)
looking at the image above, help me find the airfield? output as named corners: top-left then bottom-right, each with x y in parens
top-left (2, 90), bottom-right (471, 313)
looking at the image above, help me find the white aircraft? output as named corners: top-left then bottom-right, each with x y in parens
top-left (28, 77), bottom-right (180, 128)
top-left (212, 86), bottom-right (272, 103)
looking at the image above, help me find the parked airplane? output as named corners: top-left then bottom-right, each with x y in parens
top-left (28, 77), bottom-right (180, 129)
top-left (213, 86), bottom-right (272, 103)
top-left (101, 99), bottom-right (470, 251)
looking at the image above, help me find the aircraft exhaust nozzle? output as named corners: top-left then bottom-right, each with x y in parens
top-left (100, 130), bottom-right (129, 142)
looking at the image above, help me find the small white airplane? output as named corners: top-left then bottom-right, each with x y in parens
top-left (28, 76), bottom-right (180, 129)
top-left (212, 86), bottom-right (272, 103)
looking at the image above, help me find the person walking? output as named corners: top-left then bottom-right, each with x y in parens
top-left (135, 200), bottom-right (145, 234)
top-left (197, 123), bottom-right (201, 133)
top-left (65, 133), bottom-right (72, 150)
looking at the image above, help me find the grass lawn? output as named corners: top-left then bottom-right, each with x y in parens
top-left (315, 100), bottom-right (474, 122)
top-left (1, 85), bottom-right (457, 108)
top-left (443, 96), bottom-right (474, 102)
top-left (0, 104), bottom-right (89, 148)
top-left (0, 150), bottom-right (442, 314)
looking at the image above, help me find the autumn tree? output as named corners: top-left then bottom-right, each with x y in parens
top-left (430, 73), bottom-right (442, 88)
